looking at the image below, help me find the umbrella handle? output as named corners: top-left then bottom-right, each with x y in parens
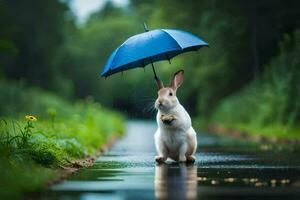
top-left (143, 23), bottom-right (159, 81)
top-left (150, 56), bottom-right (159, 80)
top-left (151, 62), bottom-right (158, 80)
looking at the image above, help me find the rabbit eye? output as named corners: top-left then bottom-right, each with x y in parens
top-left (169, 92), bottom-right (173, 96)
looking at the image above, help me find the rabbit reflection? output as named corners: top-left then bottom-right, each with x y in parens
top-left (155, 163), bottom-right (197, 200)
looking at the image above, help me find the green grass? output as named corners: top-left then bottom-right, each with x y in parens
top-left (210, 31), bottom-right (300, 140)
top-left (0, 81), bottom-right (124, 199)
top-left (233, 123), bottom-right (300, 140)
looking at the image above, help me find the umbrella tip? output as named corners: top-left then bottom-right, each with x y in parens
top-left (143, 22), bottom-right (149, 32)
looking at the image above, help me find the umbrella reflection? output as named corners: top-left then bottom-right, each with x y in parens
top-left (155, 163), bottom-right (197, 200)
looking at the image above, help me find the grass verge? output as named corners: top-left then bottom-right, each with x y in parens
top-left (0, 81), bottom-right (124, 199)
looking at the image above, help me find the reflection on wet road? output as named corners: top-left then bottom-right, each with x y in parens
top-left (41, 121), bottom-right (300, 200)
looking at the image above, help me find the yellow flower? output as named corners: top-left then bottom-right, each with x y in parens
top-left (25, 115), bottom-right (37, 122)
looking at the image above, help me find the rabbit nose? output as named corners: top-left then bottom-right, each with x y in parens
top-left (158, 99), bottom-right (163, 105)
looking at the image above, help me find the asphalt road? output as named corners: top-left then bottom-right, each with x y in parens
top-left (40, 121), bottom-right (300, 200)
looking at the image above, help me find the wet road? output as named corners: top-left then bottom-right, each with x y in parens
top-left (41, 121), bottom-right (300, 200)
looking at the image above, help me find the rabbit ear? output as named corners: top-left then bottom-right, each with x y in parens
top-left (155, 77), bottom-right (164, 90)
top-left (170, 70), bottom-right (184, 90)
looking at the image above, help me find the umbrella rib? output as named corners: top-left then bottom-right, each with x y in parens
top-left (164, 53), bottom-right (171, 64)
top-left (161, 29), bottom-right (183, 50)
top-left (142, 58), bottom-right (145, 67)
top-left (108, 46), bottom-right (122, 70)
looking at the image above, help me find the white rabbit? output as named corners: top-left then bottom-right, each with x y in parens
top-left (154, 70), bottom-right (197, 163)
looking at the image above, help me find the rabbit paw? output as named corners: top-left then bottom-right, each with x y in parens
top-left (155, 156), bottom-right (166, 163)
top-left (178, 156), bottom-right (187, 163)
top-left (186, 155), bottom-right (196, 163)
top-left (160, 114), bottom-right (176, 125)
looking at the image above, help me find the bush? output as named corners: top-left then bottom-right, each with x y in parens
top-left (211, 30), bottom-right (300, 138)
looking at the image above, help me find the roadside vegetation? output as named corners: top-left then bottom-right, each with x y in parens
top-left (0, 81), bottom-right (124, 199)
top-left (211, 31), bottom-right (300, 140)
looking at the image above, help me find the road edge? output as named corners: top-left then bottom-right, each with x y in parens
top-left (25, 134), bottom-right (121, 199)
top-left (207, 124), bottom-right (300, 145)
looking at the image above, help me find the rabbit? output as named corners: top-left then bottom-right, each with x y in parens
top-left (154, 70), bottom-right (197, 163)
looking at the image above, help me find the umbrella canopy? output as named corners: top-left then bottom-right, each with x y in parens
top-left (101, 28), bottom-right (208, 78)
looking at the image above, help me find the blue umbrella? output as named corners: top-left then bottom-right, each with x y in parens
top-left (101, 24), bottom-right (208, 79)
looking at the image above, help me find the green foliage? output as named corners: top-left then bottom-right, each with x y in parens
top-left (0, 81), bottom-right (124, 199)
top-left (2, 0), bottom-right (300, 120)
top-left (212, 30), bottom-right (300, 138)
top-left (0, 0), bottom-right (73, 92)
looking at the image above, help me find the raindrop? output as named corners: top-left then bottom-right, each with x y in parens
top-left (254, 182), bottom-right (267, 187)
top-left (281, 179), bottom-right (290, 184)
top-left (255, 182), bottom-right (263, 187)
top-left (197, 177), bottom-right (207, 181)
top-left (224, 178), bottom-right (235, 183)
top-left (250, 178), bottom-right (258, 183)
top-left (270, 179), bottom-right (277, 184)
